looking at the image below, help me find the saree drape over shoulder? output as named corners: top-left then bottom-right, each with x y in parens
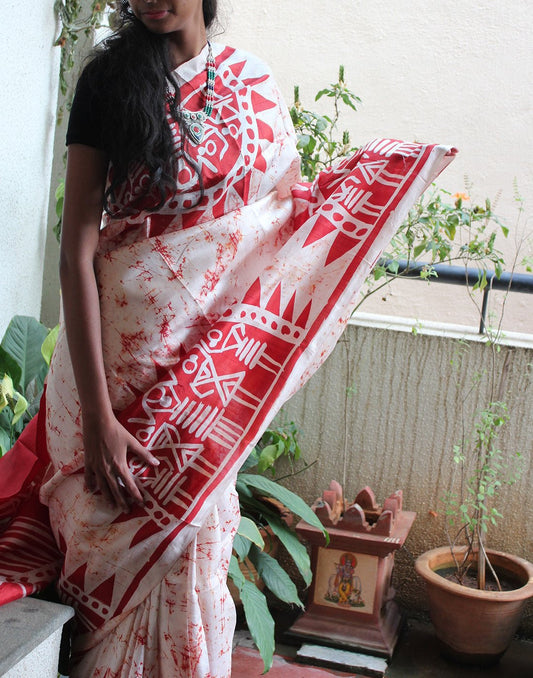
top-left (0, 44), bottom-right (455, 677)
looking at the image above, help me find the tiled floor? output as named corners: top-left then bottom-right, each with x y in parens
top-left (231, 619), bottom-right (533, 678)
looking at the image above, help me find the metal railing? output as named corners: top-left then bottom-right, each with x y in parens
top-left (381, 260), bottom-right (533, 334)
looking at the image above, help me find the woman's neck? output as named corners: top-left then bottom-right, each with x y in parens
top-left (167, 29), bottom-right (207, 68)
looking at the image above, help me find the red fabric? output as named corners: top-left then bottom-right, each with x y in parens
top-left (0, 398), bottom-right (62, 605)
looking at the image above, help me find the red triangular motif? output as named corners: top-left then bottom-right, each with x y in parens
top-left (90, 573), bottom-right (116, 607)
top-left (282, 291), bottom-right (297, 323)
top-left (251, 90), bottom-right (276, 113)
top-left (295, 300), bottom-right (312, 329)
top-left (243, 279), bottom-right (262, 306)
top-left (232, 175), bottom-right (250, 205)
top-left (129, 519), bottom-right (158, 550)
top-left (266, 283), bottom-right (282, 315)
top-left (303, 215), bottom-right (337, 248)
top-left (325, 232), bottom-right (360, 267)
top-left (230, 60), bottom-right (246, 78)
top-left (70, 562), bottom-right (88, 588)
top-left (257, 119), bottom-right (274, 143)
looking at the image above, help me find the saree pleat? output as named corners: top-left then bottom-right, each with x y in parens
top-left (69, 487), bottom-right (238, 678)
top-left (0, 43), bottom-right (455, 676)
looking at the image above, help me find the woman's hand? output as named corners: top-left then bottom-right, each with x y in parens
top-left (83, 413), bottom-right (160, 511)
top-left (60, 144), bottom-right (159, 512)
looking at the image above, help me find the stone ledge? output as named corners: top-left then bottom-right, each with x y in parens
top-left (0, 597), bottom-right (74, 676)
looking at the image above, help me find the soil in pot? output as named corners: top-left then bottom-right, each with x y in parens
top-left (438, 567), bottom-right (523, 593)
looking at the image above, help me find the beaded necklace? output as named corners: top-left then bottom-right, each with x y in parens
top-left (172, 42), bottom-right (216, 145)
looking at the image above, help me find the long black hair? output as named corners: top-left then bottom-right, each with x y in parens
top-left (84, 0), bottom-right (218, 215)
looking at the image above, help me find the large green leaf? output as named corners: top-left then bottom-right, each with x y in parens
top-left (0, 345), bottom-right (21, 388)
top-left (237, 516), bottom-right (265, 549)
top-left (238, 473), bottom-right (327, 537)
top-left (228, 553), bottom-right (245, 587)
top-left (41, 324), bottom-right (59, 366)
top-left (265, 515), bottom-right (312, 586)
top-left (11, 391), bottom-right (29, 425)
top-left (228, 556), bottom-right (275, 673)
top-left (249, 545), bottom-right (303, 608)
top-left (235, 477), bottom-right (254, 500)
top-left (232, 533), bottom-right (252, 561)
top-left (1, 316), bottom-right (48, 392)
top-left (240, 581), bottom-right (275, 672)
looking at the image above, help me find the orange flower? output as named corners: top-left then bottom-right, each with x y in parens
top-left (453, 192), bottom-right (470, 201)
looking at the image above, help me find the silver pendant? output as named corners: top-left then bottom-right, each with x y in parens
top-left (183, 111), bottom-right (206, 145)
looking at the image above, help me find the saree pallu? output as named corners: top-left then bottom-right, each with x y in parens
top-left (0, 44), bottom-right (455, 677)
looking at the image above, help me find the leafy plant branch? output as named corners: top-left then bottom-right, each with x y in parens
top-left (54, 1), bottom-right (111, 96)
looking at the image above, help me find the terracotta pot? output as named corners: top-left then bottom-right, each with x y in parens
top-left (415, 546), bottom-right (533, 666)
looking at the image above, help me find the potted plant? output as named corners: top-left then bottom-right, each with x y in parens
top-left (229, 424), bottom-right (327, 673)
top-left (415, 283), bottom-right (533, 665)
top-left (415, 402), bottom-right (533, 663)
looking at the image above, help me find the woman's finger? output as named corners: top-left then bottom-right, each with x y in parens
top-left (104, 472), bottom-right (129, 511)
top-left (120, 471), bottom-right (145, 506)
top-left (130, 439), bottom-right (160, 467)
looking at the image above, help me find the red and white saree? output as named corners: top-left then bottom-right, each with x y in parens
top-left (0, 43), bottom-right (455, 677)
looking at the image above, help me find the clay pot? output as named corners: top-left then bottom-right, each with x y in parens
top-left (415, 546), bottom-right (533, 666)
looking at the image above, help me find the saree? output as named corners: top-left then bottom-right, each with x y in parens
top-left (0, 43), bottom-right (455, 677)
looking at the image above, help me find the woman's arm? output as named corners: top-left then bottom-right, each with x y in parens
top-left (60, 144), bottom-right (159, 510)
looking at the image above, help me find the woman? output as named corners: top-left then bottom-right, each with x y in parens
top-left (0, 1), bottom-right (455, 676)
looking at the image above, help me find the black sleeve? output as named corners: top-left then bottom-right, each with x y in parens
top-left (66, 66), bottom-right (105, 149)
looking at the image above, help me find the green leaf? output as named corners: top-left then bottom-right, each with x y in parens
top-left (238, 473), bottom-right (327, 538)
top-left (257, 443), bottom-right (283, 474)
top-left (240, 447), bottom-right (260, 472)
top-left (232, 533), bottom-right (253, 561)
top-left (0, 428), bottom-right (11, 456)
top-left (0, 345), bottom-right (22, 389)
top-left (11, 392), bottom-right (29, 425)
top-left (341, 92), bottom-right (357, 110)
top-left (1, 316), bottom-right (49, 392)
top-left (315, 88), bottom-right (330, 101)
top-left (0, 374), bottom-right (15, 412)
top-left (297, 134), bottom-right (311, 150)
top-left (236, 477), bottom-right (254, 499)
top-left (265, 515), bottom-right (312, 586)
top-left (228, 553), bottom-right (246, 586)
top-left (237, 516), bottom-right (265, 549)
top-left (249, 546), bottom-right (303, 608)
top-left (238, 575), bottom-right (275, 673)
top-left (41, 325), bottom-right (59, 366)
top-left (315, 117), bottom-right (329, 133)
top-left (413, 243), bottom-right (426, 259)
top-left (373, 266), bottom-right (387, 281)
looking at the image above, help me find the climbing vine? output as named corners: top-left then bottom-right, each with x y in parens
top-left (54, 0), bottom-right (115, 105)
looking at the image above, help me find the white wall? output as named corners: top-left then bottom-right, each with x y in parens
top-left (218, 0), bottom-right (533, 335)
top-left (0, 2), bottom-right (60, 336)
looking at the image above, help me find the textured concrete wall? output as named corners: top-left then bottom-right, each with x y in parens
top-left (0, 2), bottom-right (59, 336)
top-left (220, 0), bottom-right (533, 335)
top-left (277, 320), bottom-right (533, 633)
